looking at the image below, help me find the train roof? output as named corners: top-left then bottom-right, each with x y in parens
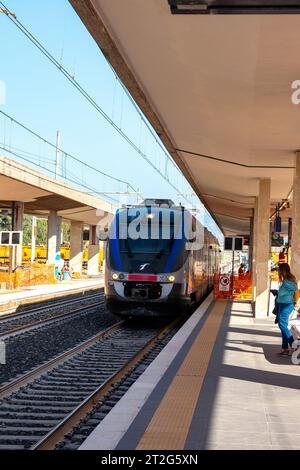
top-left (116, 203), bottom-right (220, 247)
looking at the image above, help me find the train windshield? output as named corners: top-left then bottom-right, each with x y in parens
top-left (119, 236), bottom-right (174, 255)
top-left (108, 208), bottom-right (188, 273)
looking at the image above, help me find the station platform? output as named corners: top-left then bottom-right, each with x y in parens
top-left (80, 294), bottom-right (300, 451)
top-left (0, 276), bottom-right (104, 314)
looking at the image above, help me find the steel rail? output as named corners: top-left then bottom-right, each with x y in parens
top-left (0, 291), bottom-right (103, 322)
top-left (0, 320), bottom-right (124, 400)
top-left (32, 317), bottom-right (180, 450)
top-left (0, 299), bottom-right (105, 338)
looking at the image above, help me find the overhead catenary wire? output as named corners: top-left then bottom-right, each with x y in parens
top-left (0, 141), bottom-right (55, 164)
top-left (0, 1), bottom-right (192, 205)
top-left (105, 68), bottom-right (180, 174)
top-left (0, 144), bottom-right (120, 204)
top-left (0, 110), bottom-right (136, 190)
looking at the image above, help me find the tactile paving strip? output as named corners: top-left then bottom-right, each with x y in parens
top-left (136, 300), bottom-right (227, 450)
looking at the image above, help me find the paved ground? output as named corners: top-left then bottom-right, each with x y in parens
top-left (80, 298), bottom-right (300, 450)
top-left (0, 275), bottom-right (103, 310)
top-left (201, 301), bottom-right (300, 450)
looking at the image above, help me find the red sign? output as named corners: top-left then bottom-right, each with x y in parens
top-left (128, 274), bottom-right (157, 282)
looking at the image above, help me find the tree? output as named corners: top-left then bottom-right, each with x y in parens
top-left (0, 214), bottom-right (11, 231)
top-left (62, 222), bottom-right (70, 244)
top-left (21, 216), bottom-right (48, 245)
top-left (36, 219), bottom-right (47, 245)
top-left (23, 215), bottom-right (32, 245)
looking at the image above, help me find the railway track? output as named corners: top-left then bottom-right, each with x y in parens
top-left (58, 324), bottom-right (180, 450)
top-left (0, 318), bottom-right (181, 450)
top-left (0, 292), bottom-right (104, 337)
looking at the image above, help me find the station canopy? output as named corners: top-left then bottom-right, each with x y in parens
top-left (70, 0), bottom-right (300, 235)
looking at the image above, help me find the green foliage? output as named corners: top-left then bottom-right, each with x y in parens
top-left (22, 216), bottom-right (47, 245)
top-left (36, 219), bottom-right (47, 245)
top-left (23, 215), bottom-right (32, 245)
top-left (0, 214), bottom-right (66, 246)
top-left (62, 222), bottom-right (70, 244)
top-left (0, 215), bottom-right (11, 231)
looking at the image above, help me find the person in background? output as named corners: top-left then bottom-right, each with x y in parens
top-left (238, 263), bottom-right (245, 277)
top-left (278, 248), bottom-right (286, 264)
top-left (55, 253), bottom-right (64, 280)
top-left (62, 262), bottom-right (72, 280)
top-left (58, 255), bottom-right (65, 281)
top-left (276, 263), bottom-right (300, 356)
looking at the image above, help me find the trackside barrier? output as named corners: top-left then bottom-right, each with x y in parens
top-left (0, 264), bottom-right (56, 290)
top-left (214, 273), bottom-right (252, 300)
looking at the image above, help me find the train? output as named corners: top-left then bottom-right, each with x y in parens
top-left (104, 199), bottom-right (220, 317)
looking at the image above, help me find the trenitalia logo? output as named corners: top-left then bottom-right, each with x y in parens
top-left (139, 263), bottom-right (150, 271)
top-left (0, 81), bottom-right (5, 105)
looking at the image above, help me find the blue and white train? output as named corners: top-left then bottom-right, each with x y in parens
top-left (104, 199), bottom-right (220, 317)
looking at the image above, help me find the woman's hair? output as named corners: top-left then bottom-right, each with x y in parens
top-left (278, 263), bottom-right (297, 284)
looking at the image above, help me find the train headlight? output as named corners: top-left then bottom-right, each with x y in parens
top-left (112, 273), bottom-right (119, 280)
top-left (168, 275), bottom-right (175, 283)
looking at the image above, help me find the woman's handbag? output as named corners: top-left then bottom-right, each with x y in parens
top-left (271, 290), bottom-right (279, 324)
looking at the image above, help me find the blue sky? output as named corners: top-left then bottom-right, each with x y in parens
top-left (0, 0), bottom-right (223, 241)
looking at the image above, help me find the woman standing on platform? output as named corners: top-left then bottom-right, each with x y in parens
top-left (276, 263), bottom-right (299, 356)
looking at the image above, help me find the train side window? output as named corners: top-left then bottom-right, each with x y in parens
top-left (192, 217), bottom-right (196, 233)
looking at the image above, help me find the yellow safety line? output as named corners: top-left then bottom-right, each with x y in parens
top-left (136, 300), bottom-right (227, 450)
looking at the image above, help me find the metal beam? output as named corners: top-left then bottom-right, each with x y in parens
top-left (168, 1), bottom-right (300, 15)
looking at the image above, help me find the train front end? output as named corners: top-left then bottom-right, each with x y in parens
top-left (104, 201), bottom-right (193, 317)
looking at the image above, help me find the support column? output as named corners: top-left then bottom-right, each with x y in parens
top-left (31, 216), bottom-right (37, 263)
top-left (291, 152), bottom-right (300, 283)
top-left (47, 211), bottom-right (61, 265)
top-left (70, 221), bottom-right (83, 275)
top-left (248, 214), bottom-right (254, 272)
top-left (12, 201), bottom-right (24, 231)
top-left (12, 201), bottom-right (24, 266)
top-left (252, 198), bottom-right (259, 300)
top-left (87, 225), bottom-right (99, 276)
top-left (288, 217), bottom-right (292, 265)
top-left (254, 179), bottom-right (271, 318)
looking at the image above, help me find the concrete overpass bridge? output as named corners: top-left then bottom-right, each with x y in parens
top-left (0, 155), bottom-right (116, 275)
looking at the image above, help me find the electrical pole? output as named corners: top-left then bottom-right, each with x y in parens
top-left (55, 130), bottom-right (61, 179)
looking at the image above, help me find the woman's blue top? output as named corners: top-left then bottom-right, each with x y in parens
top-left (277, 280), bottom-right (298, 304)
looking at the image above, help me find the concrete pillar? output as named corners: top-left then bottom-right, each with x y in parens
top-left (70, 221), bottom-right (83, 275)
top-left (12, 201), bottom-right (24, 231)
top-left (248, 214), bottom-right (254, 272)
top-left (88, 225), bottom-right (99, 276)
top-left (291, 152), bottom-right (300, 283)
top-left (288, 217), bottom-right (292, 266)
top-left (254, 179), bottom-right (271, 318)
top-left (252, 198), bottom-right (259, 299)
top-left (12, 202), bottom-right (24, 266)
top-left (47, 211), bottom-right (61, 265)
top-left (31, 216), bottom-right (37, 263)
